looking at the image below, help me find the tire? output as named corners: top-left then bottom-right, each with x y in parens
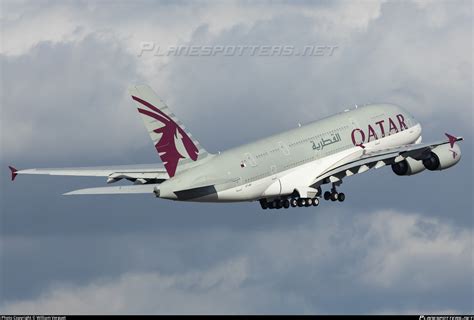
top-left (297, 198), bottom-right (306, 207)
top-left (324, 191), bottom-right (331, 200)
top-left (307, 198), bottom-right (313, 206)
top-left (337, 193), bottom-right (345, 202)
top-left (283, 199), bottom-right (290, 209)
top-left (275, 200), bottom-right (282, 209)
top-left (330, 192), bottom-right (338, 201)
top-left (312, 198), bottom-right (319, 206)
top-left (290, 199), bottom-right (298, 207)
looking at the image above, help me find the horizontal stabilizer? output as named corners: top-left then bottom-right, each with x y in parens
top-left (12, 164), bottom-right (167, 177)
top-left (8, 164), bottom-right (168, 187)
top-left (64, 184), bottom-right (160, 196)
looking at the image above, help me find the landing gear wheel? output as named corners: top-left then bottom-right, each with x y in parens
top-left (312, 198), bottom-right (319, 206)
top-left (324, 191), bottom-right (331, 200)
top-left (275, 200), bottom-right (282, 209)
top-left (337, 192), bottom-right (345, 202)
top-left (306, 198), bottom-right (313, 206)
top-left (297, 198), bottom-right (306, 207)
top-left (290, 199), bottom-right (298, 207)
top-left (283, 199), bottom-right (290, 209)
top-left (330, 192), bottom-right (338, 201)
top-left (268, 201), bottom-right (275, 209)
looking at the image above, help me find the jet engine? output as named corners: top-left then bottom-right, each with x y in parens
top-left (423, 143), bottom-right (461, 171)
top-left (391, 157), bottom-right (426, 176)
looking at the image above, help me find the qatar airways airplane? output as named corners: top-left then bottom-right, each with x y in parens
top-left (9, 85), bottom-right (463, 209)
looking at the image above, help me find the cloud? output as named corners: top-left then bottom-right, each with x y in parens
top-left (2, 209), bottom-right (472, 314)
top-left (1, 258), bottom-right (252, 314)
top-left (1, 34), bottom-right (147, 162)
top-left (357, 211), bottom-right (472, 290)
top-left (1, 1), bottom-right (384, 57)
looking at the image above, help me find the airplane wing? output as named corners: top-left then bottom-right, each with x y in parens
top-left (311, 133), bottom-right (463, 186)
top-left (8, 163), bottom-right (169, 185)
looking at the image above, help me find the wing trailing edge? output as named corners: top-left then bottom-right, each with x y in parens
top-left (63, 184), bottom-right (160, 196)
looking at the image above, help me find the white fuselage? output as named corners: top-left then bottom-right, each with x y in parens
top-left (157, 104), bottom-right (422, 202)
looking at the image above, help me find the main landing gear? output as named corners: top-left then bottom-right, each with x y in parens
top-left (323, 183), bottom-right (345, 202)
top-left (260, 197), bottom-right (320, 210)
top-left (259, 183), bottom-right (346, 209)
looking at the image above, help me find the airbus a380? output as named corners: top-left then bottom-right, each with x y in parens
top-left (9, 85), bottom-right (463, 209)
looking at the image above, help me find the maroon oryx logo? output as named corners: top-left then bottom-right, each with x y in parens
top-left (446, 133), bottom-right (458, 159)
top-left (132, 96), bottom-right (199, 177)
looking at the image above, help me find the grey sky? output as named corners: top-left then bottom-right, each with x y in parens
top-left (1, 0), bottom-right (472, 314)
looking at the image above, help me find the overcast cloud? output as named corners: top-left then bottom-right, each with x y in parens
top-left (0, 0), bottom-right (472, 314)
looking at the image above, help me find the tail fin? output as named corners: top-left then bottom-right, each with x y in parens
top-left (129, 85), bottom-right (212, 177)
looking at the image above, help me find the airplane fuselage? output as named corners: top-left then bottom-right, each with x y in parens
top-left (158, 103), bottom-right (422, 202)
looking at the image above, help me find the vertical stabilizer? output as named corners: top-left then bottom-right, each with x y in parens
top-left (129, 85), bottom-right (211, 177)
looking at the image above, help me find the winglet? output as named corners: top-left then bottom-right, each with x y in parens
top-left (445, 133), bottom-right (459, 148)
top-left (8, 166), bottom-right (18, 181)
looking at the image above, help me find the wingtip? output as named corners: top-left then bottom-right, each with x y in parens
top-left (445, 132), bottom-right (462, 148)
top-left (8, 166), bottom-right (18, 181)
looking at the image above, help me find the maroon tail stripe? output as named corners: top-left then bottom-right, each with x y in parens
top-left (132, 95), bottom-right (164, 115)
top-left (138, 108), bottom-right (169, 124)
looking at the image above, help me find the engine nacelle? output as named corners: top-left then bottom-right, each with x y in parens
top-left (392, 157), bottom-right (426, 176)
top-left (423, 143), bottom-right (462, 171)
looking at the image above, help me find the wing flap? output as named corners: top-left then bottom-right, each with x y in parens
top-left (64, 184), bottom-right (160, 195)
